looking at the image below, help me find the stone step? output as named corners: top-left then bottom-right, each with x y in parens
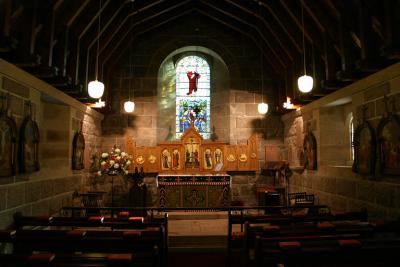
top-left (168, 211), bottom-right (228, 220)
top-left (169, 235), bottom-right (227, 250)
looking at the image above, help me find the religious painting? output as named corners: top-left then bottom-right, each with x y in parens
top-left (214, 148), bottom-right (223, 164)
top-left (161, 149), bottom-right (171, 170)
top-left (204, 148), bottom-right (212, 169)
top-left (19, 116), bottom-right (40, 173)
top-left (303, 131), bottom-right (317, 170)
top-left (0, 111), bottom-right (17, 177)
top-left (352, 121), bottom-right (376, 175)
top-left (172, 149), bottom-right (181, 170)
top-left (184, 138), bottom-right (200, 169)
top-left (72, 130), bottom-right (85, 170)
top-left (377, 114), bottom-right (400, 175)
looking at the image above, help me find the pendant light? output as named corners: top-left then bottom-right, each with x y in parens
top-left (124, 5), bottom-right (135, 113)
top-left (88, 0), bottom-right (105, 99)
top-left (123, 52), bottom-right (135, 113)
top-left (258, 47), bottom-right (268, 114)
top-left (297, 2), bottom-right (313, 93)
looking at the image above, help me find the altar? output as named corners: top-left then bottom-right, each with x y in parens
top-left (157, 174), bottom-right (231, 208)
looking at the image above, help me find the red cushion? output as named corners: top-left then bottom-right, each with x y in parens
top-left (118, 211), bottom-right (130, 217)
top-left (291, 208), bottom-right (309, 217)
top-left (338, 239), bottom-right (362, 248)
top-left (88, 216), bottom-right (104, 222)
top-left (28, 253), bottom-right (55, 262)
top-left (67, 230), bottom-right (86, 238)
top-left (263, 225), bottom-right (280, 232)
top-left (107, 253), bottom-right (133, 262)
top-left (128, 216), bottom-right (144, 222)
top-left (279, 241), bottom-right (301, 249)
top-left (318, 222), bottom-right (335, 230)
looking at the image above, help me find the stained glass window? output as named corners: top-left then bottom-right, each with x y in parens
top-left (176, 55), bottom-right (210, 139)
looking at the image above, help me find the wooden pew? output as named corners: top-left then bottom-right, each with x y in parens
top-left (0, 252), bottom-right (139, 267)
top-left (255, 236), bottom-right (400, 267)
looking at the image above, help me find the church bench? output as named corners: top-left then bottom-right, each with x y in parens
top-left (228, 207), bottom-right (367, 252)
top-left (254, 236), bottom-right (400, 267)
top-left (7, 229), bottom-right (163, 265)
top-left (0, 229), bottom-right (162, 267)
top-left (0, 252), bottom-right (154, 267)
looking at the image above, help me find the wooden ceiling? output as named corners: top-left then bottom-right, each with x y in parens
top-left (1, 0), bottom-right (399, 109)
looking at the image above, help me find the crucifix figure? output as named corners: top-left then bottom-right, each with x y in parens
top-left (186, 71), bottom-right (201, 95)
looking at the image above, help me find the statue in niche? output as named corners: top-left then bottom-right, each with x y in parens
top-left (303, 130), bottom-right (317, 170)
top-left (0, 94), bottom-right (17, 177)
top-left (72, 121), bottom-right (85, 170)
top-left (377, 96), bottom-right (400, 175)
top-left (19, 102), bottom-right (40, 174)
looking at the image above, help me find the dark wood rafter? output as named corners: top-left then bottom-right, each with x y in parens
top-left (0, 0), bottom-right (398, 106)
top-left (199, 0), bottom-right (287, 70)
top-left (278, 0), bottom-right (326, 63)
top-left (224, 0), bottom-right (294, 62)
top-left (354, 0), bottom-right (385, 72)
top-left (382, 0), bottom-right (400, 60)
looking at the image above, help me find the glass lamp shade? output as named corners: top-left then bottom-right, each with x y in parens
top-left (88, 80), bottom-right (105, 98)
top-left (124, 100), bottom-right (135, 113)
top-left (258, 102), bottom-right (269, 114)
top-left (297, 75), bottom-right (313, 93)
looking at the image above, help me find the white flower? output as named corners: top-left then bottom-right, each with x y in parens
top-left (101, 161), bottom-right (106, 166)
top-left (102, 153), bottom-right (108, 158)
top-left (114, 163), bottom-right (120, 169)
top-left (125, 170), bottom-right (129, 175)
top-left (114, 148), bottom-right (121, 154)
top-left (109, 160), bottom-right (115, 165)
top-left (116, 156), bottom-right (121, 161)
top-left (126, 160), bottom-right (131, 166)
top-left (97, 171), bottom-right (102, 176)
top-left (121, 152), bottom-right (126, 157)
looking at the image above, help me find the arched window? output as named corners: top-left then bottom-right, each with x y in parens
top-left (175, 55), bottom-right (211, 139)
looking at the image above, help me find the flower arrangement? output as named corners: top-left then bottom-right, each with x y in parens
top-left (97, 146), bottom-right (132, 177)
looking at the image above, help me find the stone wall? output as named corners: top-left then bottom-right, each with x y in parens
top-left (0, 59), bottom-right (103, 228)
top-left (95, 13), bottom-right (285, 206)
top-left (282, 63), bottom-right (400, 220)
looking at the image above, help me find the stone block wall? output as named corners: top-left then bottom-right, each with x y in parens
top-left (0, 59), bottom-right (103, 228)
top-left (282, 63), bottom-right (400, 220)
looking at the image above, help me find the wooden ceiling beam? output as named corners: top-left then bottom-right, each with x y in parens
top-left (224, 0), bottom-right (294, 62)
top-left (199, 0), bottom-right (288, 70)
top-left (278, 0), bottom-right (326, 63)
top-left (259, 0), bottom-right (302, 53)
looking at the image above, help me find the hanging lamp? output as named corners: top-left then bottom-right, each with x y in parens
top-left (297, 2), bottom-right (313, 93)
top-left (258, 51), bottom-right (268, 115)
top-left (88, 0), bottom-right (105, 99)
top-left (123, 6), bottom-right (135, 113)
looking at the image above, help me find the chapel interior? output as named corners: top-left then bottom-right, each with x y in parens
top-left (1, 0), bottom-right (400, 266)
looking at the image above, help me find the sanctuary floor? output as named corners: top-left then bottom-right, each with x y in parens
top-left (167, 211), bottom-right (232, 267)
